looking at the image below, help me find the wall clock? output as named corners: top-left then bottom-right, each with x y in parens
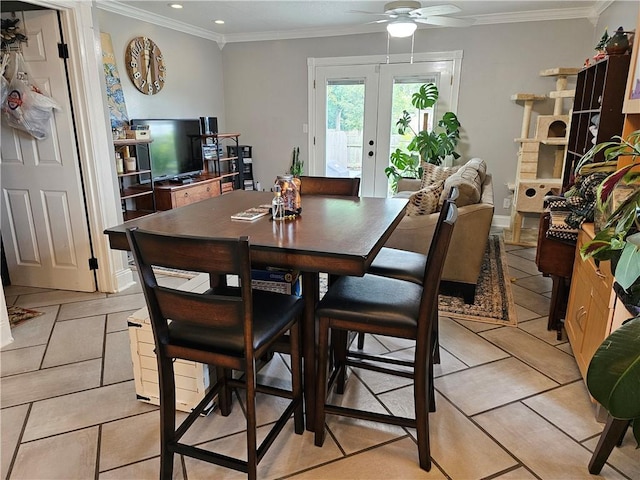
top-left (125, 36), bottom-right (166, 95)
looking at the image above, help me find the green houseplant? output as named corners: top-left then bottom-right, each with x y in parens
top-left (385, 83), bottom-right (461, 192)
top-left (579, 129), bottom-right (640, 295)
top-left (289, 146), bottom-right (303, 177)
top-left (586, 315), bottom-right (640, 446)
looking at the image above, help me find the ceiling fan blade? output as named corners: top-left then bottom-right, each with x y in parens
top-left (415, 16), bottom-right (475, 27)
top-left (367, 19), bottom-right (391, 25)
top-left (410, 5), bottom-right (461, 18)
top-left (348, 10), bottom-right (391, 16)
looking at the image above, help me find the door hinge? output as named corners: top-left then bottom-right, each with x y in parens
top-left (58, 43), bottom-right (69, 59)
top-left (88, 257), bottom-right (98, 270)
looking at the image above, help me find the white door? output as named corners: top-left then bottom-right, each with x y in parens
top-left (312, 57), bottom-right (458, 197)
top-left (1, 10), bottom-right (95, 291)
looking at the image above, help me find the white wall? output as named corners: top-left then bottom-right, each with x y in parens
top-left (96, 11), bottom-right (225, 125)
top-left (221, 4), bottom-right (637, 216)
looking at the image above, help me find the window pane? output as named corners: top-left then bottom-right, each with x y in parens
top-left (325, 81), bottom-right (365, 178)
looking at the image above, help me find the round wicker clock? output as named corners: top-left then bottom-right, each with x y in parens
top-left (125, 36), bottom-right (166, 95)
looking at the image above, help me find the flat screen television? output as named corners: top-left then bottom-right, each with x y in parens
top-left (130, 119), bottom-right (202, 182)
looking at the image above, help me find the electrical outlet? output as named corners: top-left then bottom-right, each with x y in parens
top-left (503, 198), bottom-right (511, 209)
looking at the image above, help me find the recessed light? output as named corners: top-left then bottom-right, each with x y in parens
top-left (169, 3), bottom-right (183, 9)
top-left (214, 19), bottom-right (225, 25)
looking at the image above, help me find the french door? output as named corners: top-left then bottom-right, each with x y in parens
top-left (310, 53), bottom-right (461, 197)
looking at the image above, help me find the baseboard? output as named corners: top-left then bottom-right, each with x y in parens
top-left (492, 214), bottom-right (510, 228)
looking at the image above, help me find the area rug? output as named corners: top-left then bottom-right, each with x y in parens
top-left (7, 306), bottom-right (43, 327)
top-left (438, 235), bottom-right (517, 326)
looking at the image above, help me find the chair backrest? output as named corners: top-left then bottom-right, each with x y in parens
top-left (126, 228), bottom-right (254, 355)
top-left (418, 198), bottom-right (458, 337)
top-left (299, 176), bottom-right (361, 197)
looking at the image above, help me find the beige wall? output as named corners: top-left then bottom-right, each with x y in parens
top-left (96, 10), bottom-right (225, 126)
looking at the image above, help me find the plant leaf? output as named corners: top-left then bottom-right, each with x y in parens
top-left (615, 235), bottom-right (640, 290)
top-left (412, 83), bottom-right (438, 110)
top-left (586, 317), bottom-right (640, 420)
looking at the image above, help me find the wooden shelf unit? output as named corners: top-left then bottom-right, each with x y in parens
top-left (563, 55), bottom-right (631, 190)
top-left (194, 133), bottom-right (243, 191)
top-left (113, 138), bottom-right (155, 221)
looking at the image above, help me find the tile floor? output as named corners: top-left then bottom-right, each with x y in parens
top-left (2, 241), bottom-right (640, 479)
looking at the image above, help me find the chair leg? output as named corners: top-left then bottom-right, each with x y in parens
top-left (588, 416), bottom-right (630, 474)
top-left (290, 321), bottom-right (305, 434)
top-left (333, 329), bottom-right (348, 394)
top-left (158, 355), bottom-right (176, 480)
top-left (356, 332), bottom-right (365, 350)
top-left (245, 359), bottom-right (258, 480)
top-left (315, 317), bottom-right (331, 446)
top-left (216, 367), bottom-right (232, 416)
top-left (414, 332), bottom-right (432, 472)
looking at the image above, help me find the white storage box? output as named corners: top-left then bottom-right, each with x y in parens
top-left (128, 274), bottom-right (217, 413)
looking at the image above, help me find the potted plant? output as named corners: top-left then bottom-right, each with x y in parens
top-left (289, 146), bottom-right (303, 177)
top-left (586, 315), bottom-right (640, 447)
top-left (578, 129), bottom-right (640, 298)
top-left (385, 83), bottom-right (461, 192)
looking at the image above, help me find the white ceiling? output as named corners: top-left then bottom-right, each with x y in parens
top-left (97, 1), bottom-right (612, 44)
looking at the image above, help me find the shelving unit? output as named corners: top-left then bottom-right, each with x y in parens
top-left (228, 145), bottom-right (254, 190)
top-left (196, 133), bottom-right (243, 193)
top-left (563, 55), bottom-right (630, 190)
top-left (113, 138), bottom-right (155, 220)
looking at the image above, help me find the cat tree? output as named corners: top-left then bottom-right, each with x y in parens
top-left (507, 67), bottom-right (580, 245)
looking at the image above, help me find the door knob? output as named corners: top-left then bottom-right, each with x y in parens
top-left (369, 140), bottom-right (374, 146)
top-left (368, 151), bottom-right (374, 157)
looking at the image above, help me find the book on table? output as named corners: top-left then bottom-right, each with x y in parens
top-left (230, 205), bottom-right (270, 221)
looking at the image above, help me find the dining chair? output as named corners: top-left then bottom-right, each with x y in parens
top-left (126, 228), bottom-right (304, 480)
top-left (313, 200), bottom-right (458, 472)
top-left (360, 186), bottom-right (460, 353)
top-left (298, 175), bottom-right (361, 197)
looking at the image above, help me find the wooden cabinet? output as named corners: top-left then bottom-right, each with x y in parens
top-left (565, 224), bottom-right (615, 379)
top-left (563, 55), bottom-right (630, 190)
top-left (114, 138), bottom-right (155, 220)
top-left (154, 175), bottom-right (222, 210)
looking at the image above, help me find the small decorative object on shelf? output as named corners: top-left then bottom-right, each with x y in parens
top-left (605, 27), bottom-right (630, 56)
top-left (275, 174), bottom-right (301, 216)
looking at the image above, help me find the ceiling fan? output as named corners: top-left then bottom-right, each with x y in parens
top-left (353, 1), bottom-right (475, 37)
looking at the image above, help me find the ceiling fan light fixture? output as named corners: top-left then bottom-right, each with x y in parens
top-left (386, 19), bottom-right (417, 38)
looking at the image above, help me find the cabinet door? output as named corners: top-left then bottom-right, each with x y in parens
top-left (565, 257), bottom-right (593, 375)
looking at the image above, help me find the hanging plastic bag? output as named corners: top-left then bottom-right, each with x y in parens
top-left (0, 54), bottom-right (9, 106)
top-left (1, 52), bottom-right (60, 140)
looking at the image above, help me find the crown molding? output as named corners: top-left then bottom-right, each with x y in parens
top-left (95, 1), bottom-right (610, 46)
top-left (95, 0), bottom-right (224, 45)
top-left (470, 6), bottom-right (597, 26)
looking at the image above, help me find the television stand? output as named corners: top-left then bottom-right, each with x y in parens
top-left (154, 173), bottom-right (226, 210)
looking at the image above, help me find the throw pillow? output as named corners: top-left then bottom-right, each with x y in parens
top-left (406, 180), bottom-right (445, 216)
top-left (442, 163), bottom-right (483, 207)
top-left (420, 163), bottom-right (459, 188)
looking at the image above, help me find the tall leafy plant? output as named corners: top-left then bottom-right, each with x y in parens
top-left (385, 83), bottom-right (461, 192)
top-left (579, 129), bottom-right (640, 294)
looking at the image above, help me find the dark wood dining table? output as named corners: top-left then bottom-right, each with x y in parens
top-left (104, 189), bottom-right (408, 430)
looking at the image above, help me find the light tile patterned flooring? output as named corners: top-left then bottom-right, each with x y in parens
top-left (2, 242), bottom-right (640, 479)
